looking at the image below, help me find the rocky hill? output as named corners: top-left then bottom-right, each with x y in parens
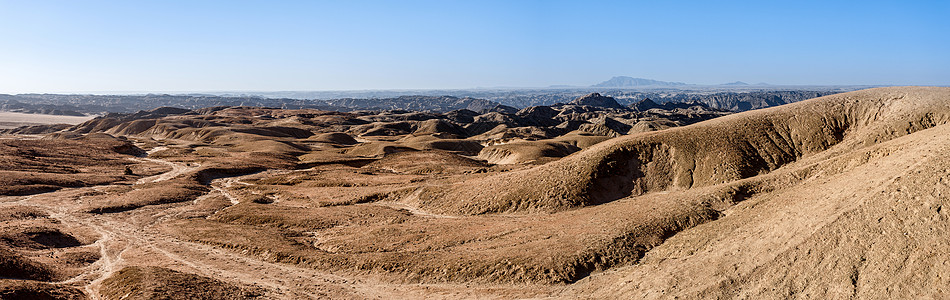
top-left (0, 97), bottom-right (86, 116)
top-left (567, 93), bottom-right (626, 109)
top-left (638, 90), bottom-right (841, 111)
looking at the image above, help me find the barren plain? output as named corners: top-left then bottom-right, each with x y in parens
top-left (1, 87), bottom-right (949, 299)
top-left (0, 112), bottom-right (95, 130)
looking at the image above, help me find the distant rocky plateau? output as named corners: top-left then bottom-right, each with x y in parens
top-left (1, 88), bottom-right (843, 117)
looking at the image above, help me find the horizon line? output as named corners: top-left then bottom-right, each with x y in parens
top-left (0, 84), bottom-right (914, 96)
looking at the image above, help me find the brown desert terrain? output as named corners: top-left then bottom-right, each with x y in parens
top-left (1, 86), bottom-right (949, 299)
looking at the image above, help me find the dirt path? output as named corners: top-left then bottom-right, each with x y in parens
top-left (0, 152), bottom-right (363, 299)
top-left (133, 147), bottom-right (200, 184)
top-left (2, 150), bottom-right (553, 299)
top-left (375, 202), bottom-right (459, 219)
top-left (214, 177), bottom-right (242, 205)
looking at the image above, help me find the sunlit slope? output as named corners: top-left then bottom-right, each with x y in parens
top-left (569, 96), bottom-right (950, 299)
top-left (415, 87), bottom-right (950, 215)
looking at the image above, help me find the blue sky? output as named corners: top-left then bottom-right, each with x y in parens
top-left (0, 1), bottom-right (947, 93)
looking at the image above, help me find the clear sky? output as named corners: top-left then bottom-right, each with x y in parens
top-left (0, 0), bottom-right (947, 93)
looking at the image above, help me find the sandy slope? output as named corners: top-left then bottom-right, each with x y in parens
top-left (565, 87), bottom-right (950, 299)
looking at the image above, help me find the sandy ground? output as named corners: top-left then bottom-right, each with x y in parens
top-left (0, 156), bottom-right (342, 299)
top-left (0, 152), bottom-right (557, 299)
top-left (0, 111), bottom-right (95, 129)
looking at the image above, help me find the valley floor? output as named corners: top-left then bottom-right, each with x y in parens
top-left (0, 111), bottom-right (94, 129)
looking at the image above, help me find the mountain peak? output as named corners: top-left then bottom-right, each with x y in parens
top-left (592, 76), bottom-right (687, 88)
top-left (721, 81), bottom-right (750, 86)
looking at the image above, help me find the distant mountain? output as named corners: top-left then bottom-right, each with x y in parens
top-left (721, 81), bottom-right (750, 86)
top-left (592, 76), bottom-right (687, 88)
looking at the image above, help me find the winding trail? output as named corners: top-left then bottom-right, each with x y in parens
top-left (0, 146), bottom-right (543, 299)
top-left (134, 146), bottom-right (200, 184)
top-left (0, 150), bottom-right (362, 299)
top-left (375, 202), bottom-right (459, 219)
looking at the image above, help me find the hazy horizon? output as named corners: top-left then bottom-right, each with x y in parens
top-left (0, 82), bottom-right (893, 96)
top-left (1, 1), bottom-right (948, 93)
